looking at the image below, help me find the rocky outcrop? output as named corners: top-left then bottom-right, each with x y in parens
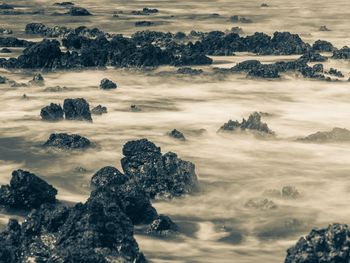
top-left (135, 21), bottom-right (154, 27)
top-left (63, 98), bottom-right (92, 122)
top-left (0, 169), bottom-right (57, 209)
top-left (298, 127), bottom-right (350, 143)
top-left (327, 68), bottom-right (344, 77)
top-left (285, 224), bottom-right (350, 263)
top-left (43, 133), bottom-right (92, 150)
top-left (40, 103), bottom-right (64, 121)
top-left (121, 138), bottom-right (198, 199)
top-left (100, 78), bottom-right (117, 89)
top-left (332, 46), bottom-right (350, 59)
top-left (312, 40), bottom-right (334, 52)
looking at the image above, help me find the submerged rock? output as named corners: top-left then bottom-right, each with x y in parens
top-left (319, 25), bottom-right (331, 31)
top-left (67, 6), bottom-right (92, 16)
top-left (40, 103), bottom-right (64, 121)
top-left (245, 198), bottom-right (277, 210)
top-left (177, 67), bottom-right (203, 75)
top-left (91, 104), bottom-right (107, 115)
top-left (230, 15), bottom-right (253, 23)
top-left (63, 98), bottom-right (92, 122)
top-left (0, 76), bottom-right (6, 84)
top-left (168, 129), bottom-right (186, 141)
top-left (121, 138), bottom-right (198, 199)
top-left (0, 28), bottom-right (12, 34)
top-left (147, 215), bottom-right (178, 236)
top-left (29, 73), bottom-right (45, 86)
top-left (100, 78), bottom-right (117, 89)
top-left (0, 3), bottom-right (14, 9)
top-left (298, 127), bottom-right (350, 143)
top-left (135, 21), bottom-right (155, 27)
top-left (54, 1), bottom-right (75, 6)
top-left (43, 133), bottom-right (92, 149)
top-left (285, 223), bottom-right (350, 263)
top-left (0, 169), bottom-right (57, 209)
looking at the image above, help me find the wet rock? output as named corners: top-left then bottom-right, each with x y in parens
top-left (230, 15), bottom-right (253, 23)
top-left (91, 104), bottom-right (107, 115)
top-left (177, 67), bottom-right (203, 75)
top-left (131, 104), bottom-right (142, 112)
top-left (245, 198), bottom-right (277, 210)
top-left (232, 60), bottom-right (262, 72)
top-left (135, 21), bottom-right (155, 27)
top-left (261, 3), bottom-right (269, 7)
top-left (285, 223), bottom-right (350, 263)
top-left (142, 7), bottom-right (159, 14)
top-left (298, 65), bottom-right (325, 80)
top-left (91, 166), bottom-right (127, 189)
top-left (299, 51), bottom-right (327, 62)
top-left (54, 1), bottom-right (75, 6)
top-left (298, 127), bottom-right (350, 143)
top-left (25, 23), bottom-right (70, 37)
top-left (0, 3), bottom-right (13, 9)
top-left (43, 133), bottom-right (92, 150)
top-left (247, 64), bottom-right (280, 78)
top-left (40, 103), bottom-right (64, 122)
top-left (121, 138), bottom-right (198, 199)
top-left (0, 28), bottom-right (12, 34)
top-left (29, 73), bottom-right (45, 86)
top-left (44, 85), bottom-right (67, 92)
top-left (269, 32), bottom-right (310, 55)
top-left (0, 47), bottom-right (11, 53)
top-left (0, 169), bottom-right (57, 209)
top-left (147, 215), bottom-right (178, 235)
top-left (332, 46), bottom-right (350, 59)
top-left (327, 68), bottom-right (344, 77)
top-left (168, 129), bottom-right (186, 141)
top-left (67, 6), bottom-right (92, 16)
top-left (319, 25), bottom-right (331, 31)
top-left (0, 76), bottom-right (5, 84)
top-left (100, 78), bottom-right (117, 89)
top-left (0, 36), bottom-right (34, 47)
top-left (219, 112), bottom-right (274, 134)
top-left (312, 39), bottom-right (334, 52)
top-left (63, 98), bottom-right (92, 122)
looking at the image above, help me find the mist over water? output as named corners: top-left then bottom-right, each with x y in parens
top-left (1, 0), bottom-right (350, 262)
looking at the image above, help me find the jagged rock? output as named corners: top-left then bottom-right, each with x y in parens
top-left (0, 36), bottom-right (34, 47)
top-left (67, 6), bottom-right (92, 16)
top-left (245, 198), bottom-right (277, 210)
top-left (40, 103), bottom-right (64, 121)
top-left (319, 25), bottom-right (331, 31)
top-left (121, 138), bottom-right (198, 199)
top-left (100, 78), bottom-right (117, 89)
top-left (0, 169), bottom-right (57, 209)
top-left (232, 60), bottom-right (262, 72)
top-left (298, 65), bottom-right (325, 80)
top-left (0, 28), bottom-right (12, 34)
top-left (91, 166), bottom-right (127, 189)
top-left (135, 21), bottom-right (155, 27)
top-left (285, 224), bottom-right (350, 263)
top-left (247, 64), bottom-right (280, 78)
top-left (298, 127), bottom-right (350, 143)
top-left (43, 133), bottom-right (92, 149)
top-left (312, 40), bottom-right (334, 52)
top-left (219, 112), bottom-right (273, 134)
top-left (327, 68), bottom-right (344, 77)
top-left (147, 215), bottom-right (178, 235)
top-left (332, 46), bottom-right (350, 59)
top-left (91, 105), bottom-right (107, 115)
top-left (132, 8), bottom-right (159, 15)
top-left (168, 129), bottom-right (186, 141)
top-left (0, 47), bottom-right (11, 53)
top-left (63, 98), bottom-right (92, 122)
top-left (177, 67), bottom-right (203, 75)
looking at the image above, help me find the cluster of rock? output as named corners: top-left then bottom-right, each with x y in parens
top-left (0, 138), bottom-right (197, 262)
top-left (298, 127), bottom-right (350, 143)
top-left (219, 112), bottom-right (274, 134)
top-left (40, 98), bottom-right (92, 122)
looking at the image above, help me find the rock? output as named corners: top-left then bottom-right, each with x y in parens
top-left (232, 60), bottom-right (262, 72)
top-left (131, 104), bottom-right (142, 112)
top-left (54, 1), bottom-right (75, 6)
top-left (147, 215), bottom-right (178, 236)
top-left (91, 166), bottom-right (127, 189)
top-left (44, 85), bottom-right (67, 92)
top-left (0, 36), bottom-right (34, 47)
top-left (312, 40), bottom-right (334, 52)
top-left (121, 138), bottom-right (198, 199)
top-left (177, 67), bottom-right (203, 75)
top-left (312, 63), bottom-right (323, 72)
top-left (0, 169), bottom-right (57, 209)
top-left (0, 3), bottom-right (14, 9)
top-left (230, 15), bottom-right (253, 23)
top-left (100, 78), bottom-right (117, 89)
top-left (327, 68), bottom-right (344, 77)
top-left (0, 76), bottom-right (5, 84)
top-left (91, 104), bottom-right (107, 115)
top-left (245, 198), bottom-right (277, 210)
top-left (63, 98), bottom-right (92, 122)
top-left (281, 186), bottom-right (300, 199)
top-left (168, 129), bottom-right (186, 141)
top-left (261, 3), bottom-right (269, 7)
top-left (0, 47), bottom-right (11, 53)
top-left (43, 133), bottom-right (92, 150)
top-left (40, 103), bottom-right (64, 121)
top-left (0, 28), bottom-right (12, 34)
top-left (332, 46), bottom-right (350, 59)
top-left (319, 25), bottom-right (331, 31)
top-left (285, 224), bottom-right (350, 263)
top-left (247, 64), bottom-right (280, 78)
top-left (219, 112), bottom-right (274, 134)
top-left (298, 127), bottom-right (350, 143)
top-left (135, 21), bottom-right (155, 27)
top-left (29, 73), bottom-right (45, 86)
top-left (299, 51), bottom-right (327, 62)
top-left (142, 7), bottom-right (159, 14)
top-left (67, 6), bottom-right (92, 16)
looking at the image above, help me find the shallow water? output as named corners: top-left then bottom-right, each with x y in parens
top-left (1, 0), bottom-right (350, 262)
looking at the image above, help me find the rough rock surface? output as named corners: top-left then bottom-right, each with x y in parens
top-left (0, 169), bottom-right (57, 209)
top-left (168, 129), bottom-right (186, 140)
top-left (43, 133), bottom-right (92, 149)
top-left (91, 166), bottom-right (127, 189)
top-left (298, 128), bottom-right (350, 143)
top-left (91, 104), bottom-right (107, 115)
top-left (100, 78), bottom-right (117, 89)
top-left (147, 215), bottom-right (178, 235)
top-left (63, 98), bottom-right (92, 122)
top-left (121, 138), bottom-right (198, 199)
top-left (40, 103), bottom-right (64, 121)
top-left (285, 223), bottom-right (350, 263)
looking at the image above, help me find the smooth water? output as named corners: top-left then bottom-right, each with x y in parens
top-left (0, 0), bottom-right (350, 262)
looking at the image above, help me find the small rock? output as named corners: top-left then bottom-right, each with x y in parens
top-left (43, 133), bottom-right (92, 150)
top-left (0, 76), bottom-right (6, 84)
top-left (100, 78), bottom-right (117, 89)
top-left (0, 28), bottom-right (13, 34)
top-left (131, 104), bottom-right (141, 112)
top-left (168, 129), bottom-right (186, 141)
top-left (0, 47), bottom-right (11, 53)
top-left (298, 127), bottom-right (350, 143)
top-left (245, 198), bottom-right (277, 210)
top-left (319, 25), bottom-right (331, 31)
top-left (177, 67), bottom-right (203, 75)
top-left (67, 6), bottom-right (92, 16)
top-left (91, 105), bottom-right (107, 115)
top-left (135, 21), bottom-right (154, 27)
top-left (40, 103), bottom-right (64, 122)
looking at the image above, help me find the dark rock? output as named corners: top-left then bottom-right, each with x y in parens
top-left (177, 67), bottom-right (203, 75)
top-left (261, 3), bottom-right (269, 7)
top-left (245, 198), bottom-right (277, 210)
top-left (168, 129), bottom-right (186, 141)
top-left (63, 98), bottom-right (92, 122)
top-left (135, 21), bottom-right (155, 27)
top-left (0, 76), bottom-right (5, 84)
top-left (332, 46), bottom-right (350, 59)
top-left (285, 224), bottom-right (350, 263)
top-left (0, 47), bottom-right (11, 53)
top-left (147, 215), bottom-right (178, 235)
top-left (319, 25), bottom-right (331, 31)
top-left (29, 73), bottom-right (45, 86)
top-left (232, 60), bottom-right (262, 72)
top-left (25, 23), bottom-right (70, 37)
top-left (312, 63), bottom-right (323, 72)
top-left (298, 127), bottom-right (350, 143)
top-left (121, 138), bottom-right (198, 199)
top-left (100, 78), bottom-right (117, 89)
top-left (219, 112), bottom-right (274, 134)
top-left (247, 64), bottom-right (280, 78)
top-left (269, 32), bottom-right (310, 55)
top-left (299, 51), bottom-right (327, 62)
top-left (142, 8), bottom-right (159, 14)
top-left (327, 68), bottom-right (344, 77)
top-left (0, 169), bottom-right (57, 209)
top-left (91, 105), bottom-right (107, 115)
top-left (67, 6), bottom-right (92, 16)
top-left (91, 166), bottom-right (127, 189)
top-left (230, 15), bottom-right (253, 23)
top-left (0, 37), bottom-right (34, 47)
top-left (43, 133), bottom-right (91, 149)
top-left (131, 104), bottom-right (142, 112)
top-left (54, 2), bottom-right (75, 6)
top-left (40, 103), bottom-right (64, 121)
top-left (312, 40), bottom-right (334, 52)
top-left (0, 3), bottom-right (13, 9)
top-left (0, 28), bottom-right (12, 34)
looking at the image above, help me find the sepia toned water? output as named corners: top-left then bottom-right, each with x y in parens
top-left (0, 0), bottom-right (350, 262)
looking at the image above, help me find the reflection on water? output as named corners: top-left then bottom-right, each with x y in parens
top-left (0, 0), bottom-right (350, 262)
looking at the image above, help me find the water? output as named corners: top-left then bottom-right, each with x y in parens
top-left (0, 0), bottom-right (350, 262)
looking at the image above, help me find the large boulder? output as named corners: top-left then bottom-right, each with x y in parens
top-left (40, 103), bottom-right (64, 121)
top-left (43, 133), bottom-right (92, 150)
top-left (0, 169), bottom-right (57, 209)
top-left (121, 139), bottom-right (198, 199)
top-left (285, 223), bottom-right (350, 263)
top-left (63, 98), bottom-right (92, 122)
